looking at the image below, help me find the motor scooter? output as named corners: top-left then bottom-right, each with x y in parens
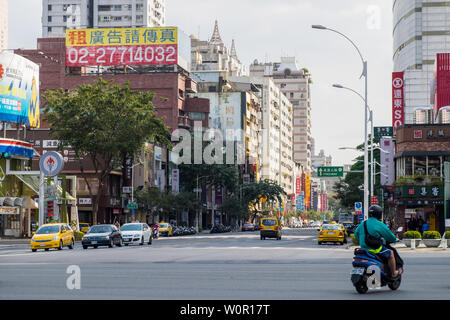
top-left (152, 226), bottom-right (159, 239)
top-left (350, 231), bottom-right (404, 294)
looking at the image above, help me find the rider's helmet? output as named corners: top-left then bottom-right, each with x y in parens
top-left (368, 205), bottom-right (383, 220)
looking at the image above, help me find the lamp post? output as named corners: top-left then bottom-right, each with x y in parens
top-left (314, 24), bottom-right (369, 220)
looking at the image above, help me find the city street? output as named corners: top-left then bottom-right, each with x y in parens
top-left (1, 228), bottom-right (450, 300)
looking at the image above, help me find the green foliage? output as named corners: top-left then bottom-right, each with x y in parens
top-left (393, 175), bottom-right (443, 186)
top-left (44, 79), bottom-right (171, 224)
top-left (445, 231), bottom-right (450, 240)
top-left (403, 231), bottom-right (422, 239)
top-left (351, 233), bottom-right (359, 246)
top-left (74, 231), bottom-right (84, 241)
top-left (422, 231), bottom-right (441, 239)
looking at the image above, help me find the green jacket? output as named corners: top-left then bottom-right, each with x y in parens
top-left (354, 217), bottom-right (397, 251)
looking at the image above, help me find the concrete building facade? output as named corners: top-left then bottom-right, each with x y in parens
top-left (42, 0), bottom-right (165, 38)
top-left (0, 0), bottom-right (7, 51)
top-left (393, 0), bottom-right (450, 124)
top-left (250, 57), bottom-right (313, 174)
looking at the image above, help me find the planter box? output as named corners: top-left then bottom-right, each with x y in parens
top-left (423, 239), bottom-right (441, 248)
top-left (403, 239), bottom-right (421, 247)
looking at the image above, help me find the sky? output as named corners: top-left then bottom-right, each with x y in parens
top-left (7, 0), bottom-right (393, 167)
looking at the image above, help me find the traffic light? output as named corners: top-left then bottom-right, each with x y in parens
top-left (0, 152), bottom-right (11, 159)
top-left (47, 200), bottom-right (54, 217)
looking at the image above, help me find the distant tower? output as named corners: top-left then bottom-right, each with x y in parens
top-left (209, 20), bottom-right (224, 45)
top-left (230, 39), bottom-right (237, 59)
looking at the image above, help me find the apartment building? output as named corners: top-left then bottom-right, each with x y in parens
top-left (42, 0), bottom-right (165, 37)
top-left (251, 76), bottom-right (295, 194)
top-left (250, 57), bottom-right (312, 174)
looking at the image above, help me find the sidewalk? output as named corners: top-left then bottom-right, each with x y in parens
top-left (348, 241), bottom-right (450, 252)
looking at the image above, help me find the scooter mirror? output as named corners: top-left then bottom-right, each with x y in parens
top-left (397, 227), bottom-right (403, 232)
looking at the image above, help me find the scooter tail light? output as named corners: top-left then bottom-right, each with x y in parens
top-left (354, 258), bottom-right (369, 263)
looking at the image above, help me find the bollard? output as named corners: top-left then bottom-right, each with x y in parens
top-left (442, 237), bottom-right (447, 250)
top-left (411, 238), bottom-right (415, 250)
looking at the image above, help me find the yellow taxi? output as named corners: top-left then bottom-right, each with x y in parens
top-left (318, 223), bottom-right (346, 245)
top-left (158, 222), bottom-right (173, 237)
top-left (260, 217), bottom-right (282, 240)
top-left (79, 223), bottom-right (90, 233)
top-left (30, 223), bottom-right (75, 252)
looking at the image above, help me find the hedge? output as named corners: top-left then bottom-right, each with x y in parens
top-left (403, 231), bottom-right (421, 239)
top-left (422, 231), bottom-right (441, 239)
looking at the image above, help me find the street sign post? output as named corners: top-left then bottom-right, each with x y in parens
top-left (374, 126), bottom-right (394, 137)
top-left (354, 202), bottom-right (363, 215)
top-left (317, 166), bottom-right (344, 177)
top-left (127, 203), bottom-right (137, 210)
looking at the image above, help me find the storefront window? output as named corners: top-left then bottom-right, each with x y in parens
top-left (405, 156), bottom-right (413, 176)
top-left (427, 156), bottom-right (441, 176)
top-left (414, 156), bottom-right (426, 175)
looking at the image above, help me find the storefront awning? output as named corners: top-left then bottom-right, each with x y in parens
top-left (13, 174), bottom-right (76, 201)
top-left (0, 196), bottom-right (38, 208)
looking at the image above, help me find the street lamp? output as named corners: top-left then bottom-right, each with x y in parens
top-left (314, 24), bottom-right (369, 220)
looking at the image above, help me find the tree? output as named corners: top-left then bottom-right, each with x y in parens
top-left (44, 78), bottom-right (171, 225)
top-left (241, 179), bottom-right (287, 222)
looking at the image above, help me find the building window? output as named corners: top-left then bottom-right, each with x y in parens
top-left (414, 156), bottom-right (426, 175)
top-left (63, 16), bottom-right (67, 22)
top-left (48, 27), bottom-right (52, 32)
top-left (48, 4), bottom-right (52, 11)
top-left (48, 16), bottom-right (52, 22)
top-left (405, 156), bottom-right (413, 176)
top-left (427, 156), bottom-right (441, 176)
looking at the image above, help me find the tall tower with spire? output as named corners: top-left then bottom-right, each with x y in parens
top-left (191, 20), bottom-right (246, 76)
top-left (209, 20), bottom-right (224, 45)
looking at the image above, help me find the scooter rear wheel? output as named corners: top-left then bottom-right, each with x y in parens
top-left (388, 276), bottom-right (401, 290)
top-left (355, 282), bottom-right (368, 294)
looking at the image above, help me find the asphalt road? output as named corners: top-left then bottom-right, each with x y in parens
top-left (1, 228), bottom-right (450, 300)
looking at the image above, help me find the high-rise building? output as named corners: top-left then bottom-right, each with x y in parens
top-left (42, 0), bottom-right (165, 38)
top-left (393, 0), bottom-right (450, 124)
top-left (0, 0), bottom-right (7, 51)
top-left (250, 57), bottom-right (312, 174)
top-left (251, 76), bottom-right (295, 194)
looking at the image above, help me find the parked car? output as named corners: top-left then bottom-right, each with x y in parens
top-left (342, 223), bottom-right (356, 235)
top-left (242, 223), bottom-right (255, 232)
top-left (158, 222), bottom-right (173, 237)
top-left (79, 223), bottom-right (90, 233)
top-left (120, 223), bottom-right (152, 245)
top-left (81, 224), bottom-right (123, 249)
top-left (30, 223), bottom-right (75, 252)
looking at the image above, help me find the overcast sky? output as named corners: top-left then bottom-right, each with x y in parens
top-left (8, 0), bottom-right (393, 167)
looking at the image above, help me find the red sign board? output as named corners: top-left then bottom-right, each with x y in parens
top-left (66, 44), bottom-right (178, 67)
top-left (370, 196), bottom-right (378, 205)
top-left (392, 72), bottom-right (404, 130)
top-left (434, 53), bottom-right (450, 117)
top-left (296, 176), bottom-right (301, 195)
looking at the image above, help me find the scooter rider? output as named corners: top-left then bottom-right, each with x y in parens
top-left (354, 205), bottom-right (403, 278)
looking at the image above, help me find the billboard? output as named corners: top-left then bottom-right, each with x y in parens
top-left (433, 53), bottom-right (450, 121)
top-left (0, 52), bottom-right (40, 128)
top-left (380, 138), bottom-right (395, 186)
top-left (65, 27), bottom-right (179, 67)
top-left (392, 72), bottom-right (404, 130)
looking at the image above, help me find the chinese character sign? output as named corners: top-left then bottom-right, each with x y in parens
top-left (392, 72), bottom-right (404, 130)
top-left (296, 176), bottom-right (301, 195)
top-left (0, 52), bottom-right (40, 128)
top-left (65, 27), bottom-right (178, 67)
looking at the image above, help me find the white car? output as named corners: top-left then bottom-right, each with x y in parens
top-left (120, 223), bottom-right (152, 246)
